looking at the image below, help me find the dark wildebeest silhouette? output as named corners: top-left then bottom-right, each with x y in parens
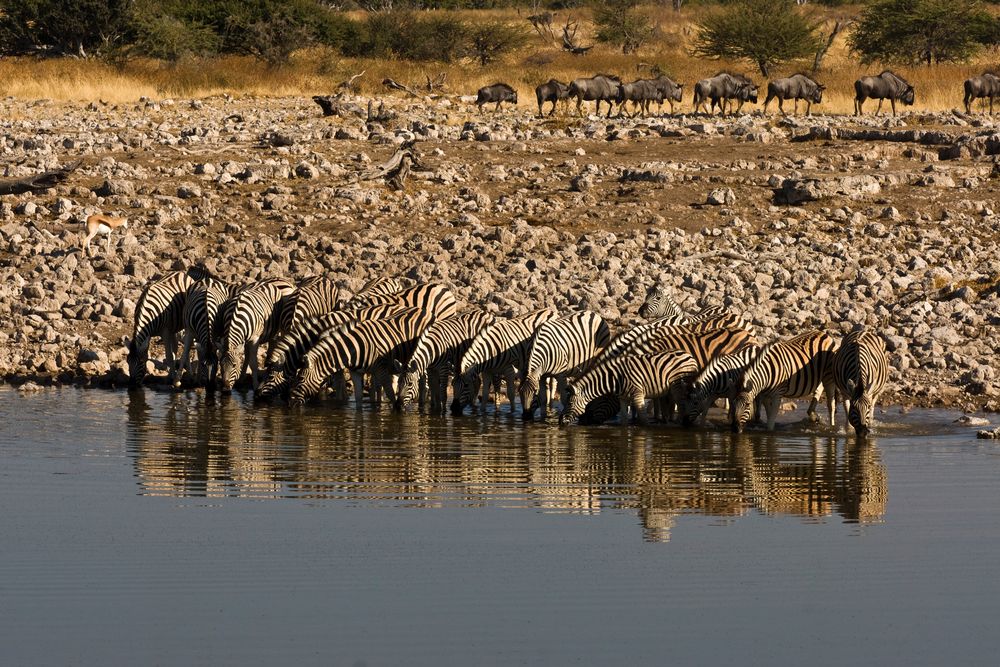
top-left (568, 74), bottom-right (623, 117)
top-left (963, 72), bottom-right (1000, 114)
top-left (763, 74), bottom-right (825, 116)
top-left (693, 72), bottom-right (757, 115)
top-left (646, 75), bottom-right (684, 114)
top-left (535, 79), bottom-right (570, 117)
top-left (854, 71), bottom-right (914, 116)
top-left (476, 83), bottom-right (518, 113)
top-left (616, 79), bottom-right (663, 117)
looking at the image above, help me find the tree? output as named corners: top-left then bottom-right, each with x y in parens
top-left (848, 0), bottom-right (996, 66)
top-left (593, 0), bottom-right (654, 55)
top-left (0, 0), bottom-right (134, 57)
top-left (467, 21), bottom-right (529, 66)
top-left (691, 0), bottom-right (821, 78)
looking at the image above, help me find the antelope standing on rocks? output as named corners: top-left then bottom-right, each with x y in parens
top-left (82, 214), bottom-right (128, 256)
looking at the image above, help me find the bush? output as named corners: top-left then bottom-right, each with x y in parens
top-left (593, 0), bottom-right (655, 55)
top-left (848, 0), bottom-right (996, 66)
top-left (467, 21), bottom-right (529, 66)
top-left (0, 0), bottom-right (133, 57)
top-left (342, 11), bottom-right (468, 62)
top-left (692, 0), bottom-right (821, 77)
top-left (129, 7), bottom-right (222, 61)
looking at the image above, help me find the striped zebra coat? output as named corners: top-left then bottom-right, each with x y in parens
top-left (258, 303), bottom-right (418, 399)
top-left (683, 345), bottom-right (761, 426)
top-left (179, 277), bottom-right (234, 387)
top-left (397, 310), bottom-right (495, 413)
top-left (218, 279), bottom-right (294, 391)
top-left (732, 330), bottom-right (838, 432)
top-left (834, 329), bottom-right (889, 438)
top-left (288, 308), bottom-right (434, 407)
top-left (519, 311), bottom-right (612, 421)
top-left (563, 350), bottom-right (699, 425)
top-left (127, 271), bottom-right (195, 386)
top-left (278, 276), bottom-right (340, 333)
top-left (638, 283), bottom-right (685, 320)
top-left (453, 308), bottom-right (558, 414)
top-left (344, 277), bottom-right (405, 308)
top-left (611, 326), bottom-right (756, 369)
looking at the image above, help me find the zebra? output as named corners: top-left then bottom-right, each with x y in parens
top-left (637, 283), bottom-right (685, 319)
top-left (682, 345), bottom-right (762, 426)
top-left (278, 276), bottom-right (340, 334)
top-left (178, 277), bottom-right (234, 387)
top-left (563, 350), bottom-right (699, 425)
top-left (344, 276), bottom-right (406, 308)
top-left (218, 279), bottom-right (294, 391)
top-left (288, 308), bottom-right (434, 408)
top-left (732, 330), bottom-right (838, 433)
top-left (595, 315), bottom-right (688, 364)
top-left (346, 281), bottom-right (459, 321)
top-left (519, 311), bottom-right (612, 421)
top-left (257, 302), bottom-right (420, 399)
top-left (452, 308), bottom-right (558, 414)
top-left (834, 329), bottom-right (889, 438)
top-left (396, 310), bottom-right (496, 413)
top-left (608, 326), bottom-right (756, 369)
top-left (126, 271), bottom-right (194, 387)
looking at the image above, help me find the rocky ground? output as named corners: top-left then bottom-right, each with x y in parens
top-left (0, 93), bottom-right (998, 411)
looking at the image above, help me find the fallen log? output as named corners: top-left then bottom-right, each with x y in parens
top-left (357, 140), bottom-right (429, 191)
top-left (0, 160), bottom-right (82, 196)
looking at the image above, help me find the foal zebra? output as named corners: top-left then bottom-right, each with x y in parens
top-left (453, 308), bottom-right (558, 414)
top-left (288, 308), bottom-right (433, 408)
top-left (519, 311), bottom-right (612, 421)
top-left (563, 350), bottom-right (699, 425)
top-left (834, 329), bottom-right (889, 438)
top-left (397, 310), bottom-right (495, 413)
top-left (218, 279), bottom-right (294, 391)
top-left (179, 277), bottom-right (234, 387)
top-left (127, 271), bottom-right (194, 386)
top-left (732, 330), bottom-right (837, 432)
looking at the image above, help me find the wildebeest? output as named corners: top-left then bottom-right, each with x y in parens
top-left (568, 74), bottom-right (623, 117)
top-left (616, 79), bottom-right (663, 117)
top-left (693, 72), bottom-right (757, 115)
top-left (535, 79), bottom-right (570, 117)
top-left (647, 75), bottom-right (684, 114)
top-left (763, 73), bottom-right (825, 116)
top-left (854, 70), bottom-right (914, 116)
top-left (476, 83), bottom-right (518, 113)
top-left (964, 72), bottom-right (1000, 114)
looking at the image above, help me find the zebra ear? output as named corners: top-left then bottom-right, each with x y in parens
top-left (392, 359), bottom-right (404, 374)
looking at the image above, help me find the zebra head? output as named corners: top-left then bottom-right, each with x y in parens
top-left (255, 369), bottom-right (287, 400)
top-left (397, 368), bottom-right (422, 410)
top-left (682, 383), bottom-right (711, 427)
top-left (219, 347), bottom-right (244, 392)
top-left (848, 395), bottom-right (874, 438)
top-left (560, 385), bottom-right (584, 425)
top-left (452, 371), bottom-right (477, 415)
top-left (731, 391), bottom-right (755, 433)
top-left (288, 358), bottom-right (323, 407)
top-left (519, 374), bottom-right (540, 421)
top-left (125, 337), bottom-right (147, 387)
top-left (638, 283), bottom-right (683, 320)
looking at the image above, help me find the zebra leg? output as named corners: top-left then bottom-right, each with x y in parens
top-left (764, 395), bottom-right (781, 431)
top-left (163, 330), bottom-right (178, 384)
top-left (631, 390), bottom-right (647, 425)
top-left (247, 343), bottom-right (261, 390)
top-left (418, 373), bottom-right (428, 408)
top-left (351, 371), bottom-right (365, 409)
top-left (504, 368), bottom-right (518, 411)
top-left (178, 330), bottom-right (195, 386)
top-left (479, 371), bottom-right (492, 410)
top-left (824, 380), bottom-right (836, 427)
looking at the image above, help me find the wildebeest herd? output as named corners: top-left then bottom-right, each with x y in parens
top-left (474, 69), bottom-right (1000, 117)
top-left (127, 270), bottom-right (891, 438)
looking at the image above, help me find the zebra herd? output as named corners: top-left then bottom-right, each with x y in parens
top-left (126, 271), bottom-right (890, 437)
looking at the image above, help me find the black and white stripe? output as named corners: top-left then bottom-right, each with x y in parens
top-left (397, 310), bottom-right (495, 413)
top-left (453, 308), bottom-right (558, 414)
top-left (127, 271), bottom-right (194, 386)
top-left (683, 345), bottom-right (761, 425)
top-left (610, 325), bottom-right (756, 369)
top-left (218, 279), bottom-right (294, 391)
top-left (179, 277), bottom-right (234, 387)
top-left (732, 330), bottom-right (837, 432)
top-left (519, 310), bottom-right (612, 420)
top-left (288, 308), bottom-right (433, 407)
top-left (344, 277), bottom-right (406, 308)
top-left (563, 350), bottom-right (699, 425)
top-left (637, 283), bottom-right (684, 320)
top-left (834, 328), bottom-right (889, 438)
top-left (279, 276), bottom-right (340, 334)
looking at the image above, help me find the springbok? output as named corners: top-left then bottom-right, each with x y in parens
top-left (82, 214), bottom-right (128, 255)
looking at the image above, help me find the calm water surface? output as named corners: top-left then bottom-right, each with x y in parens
top-left (1, 387), bottom-right (998, 666)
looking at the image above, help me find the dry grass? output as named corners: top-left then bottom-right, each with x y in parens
top-left (2, 4), bottom-right (1000, 114)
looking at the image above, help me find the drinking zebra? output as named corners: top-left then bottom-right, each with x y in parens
top-left (453, 308), bottom-right (558, 414)
top-left (288, 308), bottom-right (434, 407)
top-left (563, 350), bottom-right (699, 425)
top-left (218, 279), bottom-right (294, 391)
top-left (126, 271), bottom-right (195, 387)
top-left (834, 329), bottom-right (889, 438)
top-left (397, 310), bottom-right (496, 414)
top-left (178, 277), bottom-right (235, 387)
top-left (682, 345), bottom-right (762, 426)
top-left (519, 310), bottom-right (612, 421)
top-left (731, 330), bottom-right (837, 432)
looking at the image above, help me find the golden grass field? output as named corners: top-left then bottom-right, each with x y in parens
top-left (1, 3), bottom-right (999, 114)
